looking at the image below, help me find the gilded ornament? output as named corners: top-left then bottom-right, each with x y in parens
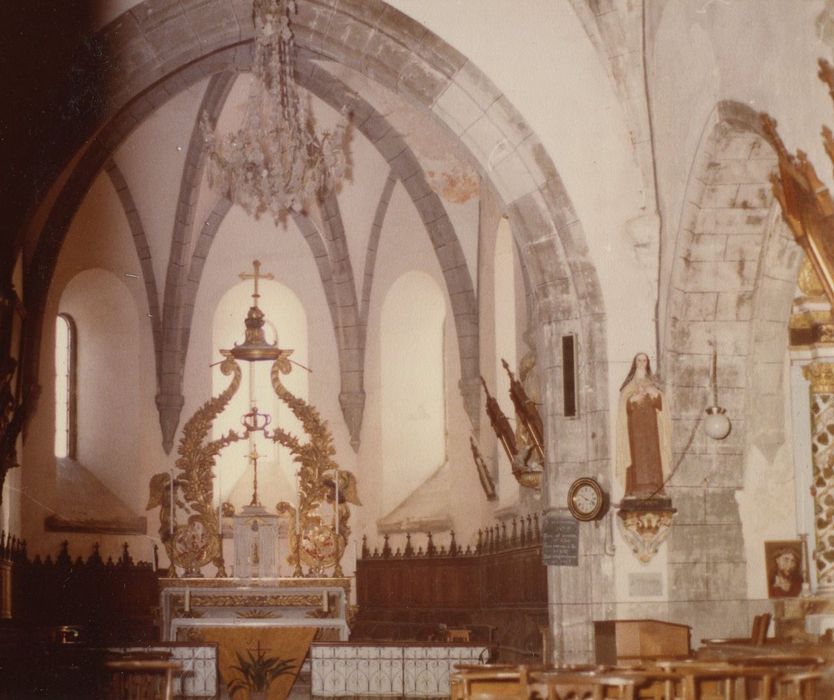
top-left (148, 261), bottom-right (359, 578)
top-left (798, 256), bottom-right (827, 299)
top-left (803, 363), bottom-right (834, 394)
top-left (148, 355), bottom-right (242, 576)
top-left (616, 508), bottom-right (675, 564)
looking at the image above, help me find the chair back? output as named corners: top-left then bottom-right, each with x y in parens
top-left (105, 659), bottom-right (182, 700)
top-left (526, 669), bottom-right (644, 700)
top-left (750, 614), bottom-right (772, 646)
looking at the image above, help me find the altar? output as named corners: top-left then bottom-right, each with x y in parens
top-left (160, 577), bottom-right (350, 642)
top-left (147, 263), bottom-right (361, 699)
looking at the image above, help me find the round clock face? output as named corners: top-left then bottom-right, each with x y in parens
top-left (567, 478), bottom-right (605, 521)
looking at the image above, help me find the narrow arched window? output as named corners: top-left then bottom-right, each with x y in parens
top-left (212, 279), bottom-right (309, 511)
top-left (54, 313), bottom-right (77, 459)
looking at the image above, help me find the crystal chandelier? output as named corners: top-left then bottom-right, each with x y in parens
top-left (202, 0), bottom-right (349, 221)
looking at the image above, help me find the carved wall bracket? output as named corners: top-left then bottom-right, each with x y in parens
top-left (616, 497), bottom-right (676, 564)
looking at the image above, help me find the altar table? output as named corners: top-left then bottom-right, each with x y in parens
top-left (159, 577), bottom-right (350, 642)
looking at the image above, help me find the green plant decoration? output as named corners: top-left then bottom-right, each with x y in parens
top-left (227, 643), bottom-right (297, 697)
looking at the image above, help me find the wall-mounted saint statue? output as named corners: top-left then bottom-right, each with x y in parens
top-left (615, 353), bottom-right (672, 499)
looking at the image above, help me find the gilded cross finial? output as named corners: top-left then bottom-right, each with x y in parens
top-left (239, 260), bottom-right (275, 307)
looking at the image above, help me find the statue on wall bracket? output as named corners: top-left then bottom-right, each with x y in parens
top-left (147, 260), bottom-right (359, 578)
top-left (615, 352), bottom-right (676, 563)
top-left (479, 353), bottom-right (544, 491)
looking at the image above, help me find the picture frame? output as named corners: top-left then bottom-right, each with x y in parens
top-left (764, 540), bottom-right (803, 599)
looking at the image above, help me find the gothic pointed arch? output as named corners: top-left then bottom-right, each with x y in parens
top-left (18, 0), bottom-right (610, 660)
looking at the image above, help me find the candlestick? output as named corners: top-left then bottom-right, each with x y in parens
top-left (333, 468), bottom-right (344, 578)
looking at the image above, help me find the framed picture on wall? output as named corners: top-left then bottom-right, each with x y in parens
top-left (764, 540), bottom-right (803, 598)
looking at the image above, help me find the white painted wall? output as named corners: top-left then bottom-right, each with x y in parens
top-left (380, 271), bottom-right (446, 513)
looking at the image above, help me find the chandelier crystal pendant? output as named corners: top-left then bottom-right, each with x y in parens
top-left (202, 0), bottom-right (349, 221)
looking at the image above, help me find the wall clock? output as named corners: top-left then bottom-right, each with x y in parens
top-left (567, 477), bottom-right (606, 521)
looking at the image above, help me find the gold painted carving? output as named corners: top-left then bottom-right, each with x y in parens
top-left (147, 355), bottom-right (242, 576)
top-left (803, 363), bottom-right (834, 394)
top-left (192, 594), bottom-right (323, 608)
top-left (271, 360), bottom-right (360, 575)
top-left (148, 262), bottom-right (359, 578)
top-left (789, 310), bottom-right (833, 330)
top-left (237, 609), bottom-right (280, 619)
top-left (798, 256), bottom-right (827, 299)
top-left (762, 61), bottom-right (834, 310)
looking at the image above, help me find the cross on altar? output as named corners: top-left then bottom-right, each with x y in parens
top-left (239, 259), bottom-right (275, 306)
top-left (246, 639), bottom-right (271, 656)
top-left (248, 445), bottom-right (263, 507)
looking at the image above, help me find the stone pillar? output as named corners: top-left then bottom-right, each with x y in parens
top-left (803, 362), bottom-right (834, 592)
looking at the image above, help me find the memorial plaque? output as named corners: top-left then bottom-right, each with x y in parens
top-left (542, 512), bottom-right (579, 566)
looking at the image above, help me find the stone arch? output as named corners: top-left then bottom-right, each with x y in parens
top-left (661, 100), bottom-right (802, 637)
top-left (20, 0), bottom-right (610, 661)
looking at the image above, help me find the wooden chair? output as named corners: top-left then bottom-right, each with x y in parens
top-left (720, 655), bottom-right (823, 670)
top-left (751, 615), bottom-right (772, 646)
top-left (105, 659), bottom-right (182, 700)
top-left (526, 669), bottom-right (645, 700)
top-left (448, 627), bottom-right (473, 642)
top-left (773, 670), bottom-right (822, 700)
top-left (701, 614), bottom-right (772, 649)
top-left (451, 665), bottom-right (529, 700)
top-left (654, 659), bottom-right (779, 700)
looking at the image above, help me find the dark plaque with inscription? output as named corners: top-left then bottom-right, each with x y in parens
top-left (542, 512), bottom-right (579, 566)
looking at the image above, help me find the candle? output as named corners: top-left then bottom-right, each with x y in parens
top-left (169, 469), bottom-right (175, 537)
top-left (184, 587), bottom-right (191, 613)
top-left (322, 591), bottom-right (328, 612)
top-left (334, 468), bottom-right (340, 541)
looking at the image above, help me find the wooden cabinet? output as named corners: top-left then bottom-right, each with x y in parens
top-left (594, 619), bottom-right (691, 665)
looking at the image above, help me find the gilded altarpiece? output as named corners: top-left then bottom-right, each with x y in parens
top-left (147, 261), bottom-right (359, 580)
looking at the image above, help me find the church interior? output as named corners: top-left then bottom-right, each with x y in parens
top-left (4, 0), bottom-right (834, 697)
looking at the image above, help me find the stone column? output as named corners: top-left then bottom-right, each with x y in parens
top-left (803, 362), bottom-right (834, 592)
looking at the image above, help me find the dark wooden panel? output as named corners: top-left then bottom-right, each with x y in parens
top-left (354, 543), bottom-right (547, 654)
top-left (356, 544), bottom-right (546, 611)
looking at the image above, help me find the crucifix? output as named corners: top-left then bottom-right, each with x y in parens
top-left (239, 259), bottom-right (275, 307)
top-left (248, 445), bottom-right (263, 507)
